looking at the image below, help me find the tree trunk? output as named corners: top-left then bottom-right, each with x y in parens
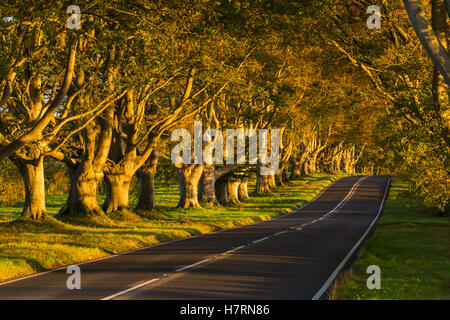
top-left (276, 166), bottom-right (285, 186)
top-left (57, 107), bottom-right (114, 217)
top-left (309, 154), bottom-right (318, 173)
top-left (332, 155), bottom-right (342, 172)
top-left (136, 169), bottom-right (156, 211)
top-left (283, 165), bottom-right (290, 183)
top-left (431, 0), bottom-right (450, 146)
top-left (255, 171), bottom-right (271, 194)
top-left (103, 175), bottom-right (132, 212)
top-left (290, 160), bottom-right (302, 179)
top-left (238, 180), bottom-right (250, 201)
top-left (58, 163), bottom-right (103, 217)
top-left (268, 174), bottom-right (277, 189)
top-left (11, 156), bottom-right (46, 220)
top-left (301, 158), bottom-right (311, 175)
top-left (215, 177), bottom-right (228, 206)
top-left (176, 164), bottom-right (203, 208)
top-left (403, 0), bottom-right (450, 86)
top-left (199, 164), bottom-right (218, 206)
top-left (227, 180), bottom-right (241, 205)
top-left (277, 165), bottom-right (290, 186)
top-left (136, 149), bottom-right (159, 211)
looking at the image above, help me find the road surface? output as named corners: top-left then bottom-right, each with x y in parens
top-left (0, 175), bottom-right (391, 300)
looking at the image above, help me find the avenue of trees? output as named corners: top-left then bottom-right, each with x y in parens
top-left (0, 0), bottom-right (448, 221)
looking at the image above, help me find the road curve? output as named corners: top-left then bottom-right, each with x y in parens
top-left (0, 175), bottom-right (391, 300)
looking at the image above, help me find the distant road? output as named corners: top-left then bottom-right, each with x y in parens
top-left (0, 175), bottom-right (391, 300)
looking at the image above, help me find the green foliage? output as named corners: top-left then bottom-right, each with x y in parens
top-left (0, 159), bottom-right (23, 205)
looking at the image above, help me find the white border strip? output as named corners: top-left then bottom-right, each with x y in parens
top-left (101, 278), bottom-right (160, 300)
top-left (311, 177), bottom-right (391, 300)
top-left (175, 259), bottom-right (210, 273)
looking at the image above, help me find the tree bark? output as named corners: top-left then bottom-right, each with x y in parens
top-left (136, 149), bottom-right (159, 211)
top-left (238, 180), bottom-right (250, 201)
top-left (301, 158), bottom-right (311, 175)
top-left (290, 159), bottom-right (302, 179)
top-left (332, 154), bottom-right (343, 172)
top-left (290, 149), bottom-right (308, 179)
top-left (227, 180), bottom-right (241, 205)
top-left (59, 161), bottom-right (104, 217)
top-left (255, 171), bottom-right (271, 194)
top-left (11, 155), bottom-right (46, 220)
top-left (57, 107), bottom-right (114, 217)
top-left (176, 164), bottom-right (203, 208)
top-left (215, 177), bottom-right (228, 206)
top-left (103, 175), bottom-right (132, 212)
top-left (403, 0), bottom-right (450, 85)
top-left (199, 164), bottom-right (218, 206)
top-left (431, 0), bottom-right (450, 146)
top-left (268, 174), bottom-right (277, 189)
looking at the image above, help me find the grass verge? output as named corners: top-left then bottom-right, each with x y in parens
top-left (0, 173), bottom-right (344, 282)
top-left (333, 177), bottom-right (450, 300)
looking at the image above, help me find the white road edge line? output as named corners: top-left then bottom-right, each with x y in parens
top-left (223, 245), bottom-right (245, 254)
top-left (101, 278), bottom-right (160, 300)
top-left (175, 259), bottom-right (210, 273)
top-left (311, 177), bottom-right (391, 300)
top-left (252, 236), bottom-right (269, 244)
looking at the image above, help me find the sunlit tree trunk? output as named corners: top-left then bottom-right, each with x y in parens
top-left (301, 157), bottom-right (311, 175)
top-left (176, 164), bottom-right (204, 208)
top-left (60, 160), bottom-right (104, 217)
top-left (58, 107), bottom-right (114, 217)
top-left (10, 155), bottom-right (46, 220)
top-left (238, 180), bottom-right (250, 201)
top-left (103, 175), bottom-right (132, 212)
top-left (255, 167), bottom-right (272, 194)
top-left (268, 174), bottom-right (277, 189)
top-left (227, 180), bottom-right (241, 205)
top-left (290, 159), bottom-right (302, 179)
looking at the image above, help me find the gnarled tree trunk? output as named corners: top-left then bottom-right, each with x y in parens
top-left (290, 159), bottom-right (302, 179)
top-left (103, 174), bottom-right (132, 212)
top-left (238, 180), bottom-right (250, 201)
top-left (57, 108), bottom-right (114, 217)
top-left (136, 149), bottom-right (159, 211)
top-left (268, 174), bottom-right (277, 189)
top-left (301, 157), bottom-right (311, 175)
top-left (255, 170), bottom-right (271, 194)
top-left (215, 177), bottom-right (228, 206)
top-left (11, 155), bottom-right (46, 220)
top-left (199, 164), bottom-right (218, 206)
top-left (176, 164), bottom-right (203, 208)
top-left (59, 161), bottom-right (104, 217)
top-left (227, 180), bottom-right (241, 205)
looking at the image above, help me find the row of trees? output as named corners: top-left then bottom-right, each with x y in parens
top-left (0, 0), bottom-right (448, 221)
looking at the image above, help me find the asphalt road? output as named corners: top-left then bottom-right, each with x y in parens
top-left (0, 175), bottom-right (391, 300)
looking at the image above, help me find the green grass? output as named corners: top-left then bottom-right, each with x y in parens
top-left (333, 178), bottom-right (450, 300)
top-left (0, 173), bottom-right (345, 282)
